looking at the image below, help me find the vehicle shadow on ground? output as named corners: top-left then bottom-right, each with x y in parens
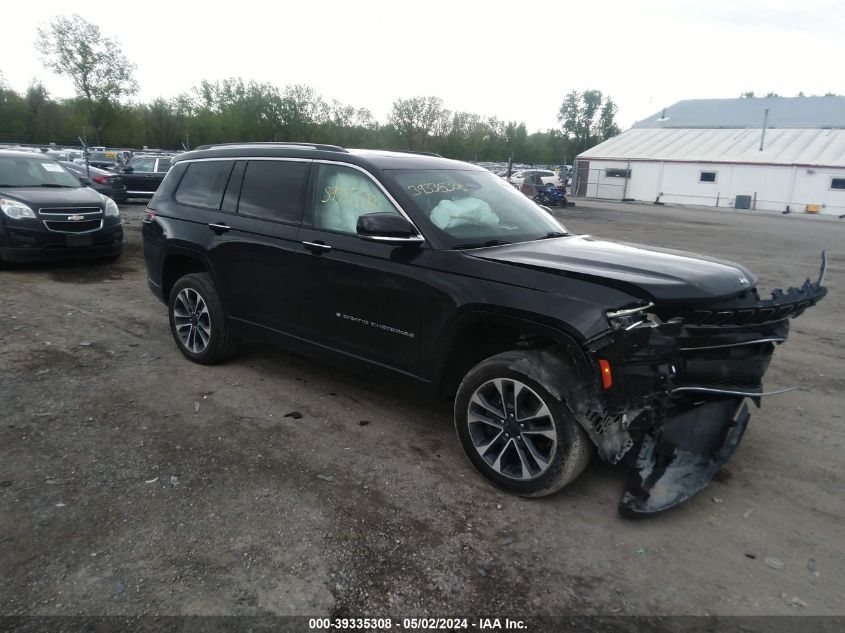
top-left (236, 340), bottom-right (440, 412)
top-left (232, 340), bottom-right (636, 516)
top-left (1, 248), bottom-right (141, 284)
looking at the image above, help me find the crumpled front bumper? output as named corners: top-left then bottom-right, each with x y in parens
top-left (580, 255), bottom-right (828, 516)
top-left (619, 399), bottom-right (750, 516)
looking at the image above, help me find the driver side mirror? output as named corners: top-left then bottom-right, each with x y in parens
top-left (122, 166), bottom-right (134, 173)
top-left (356, 213), bottom-right (424, 246)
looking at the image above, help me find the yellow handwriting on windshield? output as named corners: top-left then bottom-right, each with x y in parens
top-left (407, 182), bottom-right (467, 196)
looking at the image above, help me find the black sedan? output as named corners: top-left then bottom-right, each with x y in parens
top-left (61, 162), bottom-right (128, 202)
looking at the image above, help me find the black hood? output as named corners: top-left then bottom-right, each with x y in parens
top-left (0, 186), bottom-right (105, 209)
top-left (469, 235), bottom-right (758, 301)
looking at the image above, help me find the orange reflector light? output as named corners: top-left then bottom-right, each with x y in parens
top-left (599, 359), bottom-right (613, 389)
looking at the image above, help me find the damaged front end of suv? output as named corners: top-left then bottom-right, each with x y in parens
top-left (577, 254), bottom-right (828, 517)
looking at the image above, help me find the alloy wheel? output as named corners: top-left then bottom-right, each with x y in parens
top-left (466, 378), bottom-right (558, 480)
top-left (173, 288), bottom-right (211, 354)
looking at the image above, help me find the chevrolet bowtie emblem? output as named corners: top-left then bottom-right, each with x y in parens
top-left (67, 215), bottom-right (85, 221)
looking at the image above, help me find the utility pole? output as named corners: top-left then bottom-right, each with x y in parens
top-left (79, 126), bottom-right (90, 180)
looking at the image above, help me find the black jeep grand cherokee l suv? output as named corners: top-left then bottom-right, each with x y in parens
top-left (142, 142), bottom-right (827, 515)
top-left (0, 150), bottom-right (123, 263)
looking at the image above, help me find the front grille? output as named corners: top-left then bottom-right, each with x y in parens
top-left (666, 279), bottom-right (827, 327)
top-left (38, 207), bottom-right (102, 216)
top-left (43, 219), bottom-right (103, 234)
top-left (38, 207), bottom-right (104, 234)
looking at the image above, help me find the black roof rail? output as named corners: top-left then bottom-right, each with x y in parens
top-left (193, 141), bottom-right (349, 153)
top-left (382, 149), bottom-right (443, 158)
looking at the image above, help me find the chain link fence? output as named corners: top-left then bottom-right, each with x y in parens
top-left (572, 165), bottom-right (630, 201)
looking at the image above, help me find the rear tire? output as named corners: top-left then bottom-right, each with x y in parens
top-left (168, 272), bottom-right (240, 364)
top-left (454, 350), bottom-right (591, 497)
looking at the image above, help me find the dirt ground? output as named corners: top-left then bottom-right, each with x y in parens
top-left (1, 199), bottom-right (843, 618)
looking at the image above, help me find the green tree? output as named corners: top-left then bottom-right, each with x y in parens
top-left (280, 84), bottom-right (328, 141)
top-left (557, 89), bottom-right (619, 155)
top-left (0, 74), bottom-right (28, 142)
top-left (388, 96), bottom-right (450, 150)
top-left (35, 14), bottom-right (138, 144)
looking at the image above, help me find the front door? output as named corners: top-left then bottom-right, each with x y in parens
top-left (296, 163), bottom-right (428, 377)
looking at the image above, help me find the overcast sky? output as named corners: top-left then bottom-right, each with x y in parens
top-left (3, 0), bottom-right (844, 132)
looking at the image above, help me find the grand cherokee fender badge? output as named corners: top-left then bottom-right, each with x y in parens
top-left (336, 312), bottom-right (415, 339)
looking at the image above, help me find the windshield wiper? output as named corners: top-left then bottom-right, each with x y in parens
top-left (534, 231), bottom-right (568, 240)
top-left (453, 239), bottom-right (512, 250)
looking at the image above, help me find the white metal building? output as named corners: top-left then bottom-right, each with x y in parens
top-left (574, 96), bottom-right (845, 215)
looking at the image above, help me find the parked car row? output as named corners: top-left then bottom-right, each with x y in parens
top-left (60, 162), bottom-right (128, 202)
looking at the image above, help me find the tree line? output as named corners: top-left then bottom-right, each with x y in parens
top-left (0, 14), bottom-right (621, 164)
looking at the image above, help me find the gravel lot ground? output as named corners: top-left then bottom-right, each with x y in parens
top-left (1, 199), bottom-right (843, 618)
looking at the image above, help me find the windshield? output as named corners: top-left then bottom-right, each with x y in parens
top-left (0, 156), bottom-right (82, 188)
top-left (387, 169), bottom-right (566, 248)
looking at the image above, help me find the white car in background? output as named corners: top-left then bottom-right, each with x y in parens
top-left (509, 169), bottom-right (562, 189)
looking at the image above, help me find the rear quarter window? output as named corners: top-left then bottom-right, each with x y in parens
top-left (149, 162), bottom-right (188, 208)
top-left (174, 161), bottom-right (235, 210)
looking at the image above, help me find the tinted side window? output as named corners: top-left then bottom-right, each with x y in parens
top-left (174, 161), bottom-right (234, 210)
top-left (237, 160), bottom-right (309, 223)
top-left (130, 157), bottom-right (156, 172)
top-left (313, 164), bottom-right (397, 234)
top-left (155, 158), bottom-right (172, 173)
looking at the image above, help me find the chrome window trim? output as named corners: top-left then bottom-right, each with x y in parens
top-left (311, 159), bottom-right (425, 242)
top-left (176, 156), bottom-right (427, 244)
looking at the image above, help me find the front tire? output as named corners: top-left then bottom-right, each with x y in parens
top-left (454, 351), bottom-right (591, 497)
top-left (168, 272), bottom-right (239, 364)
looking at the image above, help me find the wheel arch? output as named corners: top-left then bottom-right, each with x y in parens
top-left (431, 309), bottom-right (598, 401)
top-left (160, 247), bottom-right (216, 305)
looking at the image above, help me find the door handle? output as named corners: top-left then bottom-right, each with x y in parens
top-left (208, 222), bottom-right (230, 234)
top-left (302, 240), bottom-right (331, 253)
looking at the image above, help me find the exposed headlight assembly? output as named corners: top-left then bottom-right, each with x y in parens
top-left (0, 198), bottom-right (36, 220)
top-left (606, 302), bottom-right (664, 330)
top-left (102, 195), bottom-right (120, 218)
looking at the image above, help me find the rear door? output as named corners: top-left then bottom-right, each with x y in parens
top-left (208, 158), bottom-right (310, 335)
top-left (123, 157), bottom-right (157, 195)
top-left (295, 162), bottom-right (428, 376)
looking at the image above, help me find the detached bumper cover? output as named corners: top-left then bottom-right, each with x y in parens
top-left (582, 255), bottom-right (828, 516)
top-left (619, 399), bottom-right (749, 516)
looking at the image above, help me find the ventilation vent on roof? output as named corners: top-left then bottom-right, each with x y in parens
top-left (657, 108), bottom-right (669, 122)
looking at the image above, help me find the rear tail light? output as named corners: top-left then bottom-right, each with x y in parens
top-left (144, 210), bottom-right (156, 222)
top-left (93, 175), bottom-right (111, 185)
